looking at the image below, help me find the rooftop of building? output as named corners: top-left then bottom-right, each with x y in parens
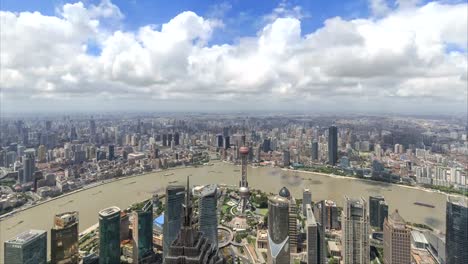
top-left (306, 204), bottom-right (317, 226)
top-left (448, 196), bottom-right (467, 207)
top-left (200, 184), bottom-right (217, 197)
top-left (6, 229), bottom-right (46, 244)
top-left (269, 195), bottom-right (289, 206)
top-left (99, 206), bottom-right (121, 217)
top-left (388, 210), bottom-right (407, 229)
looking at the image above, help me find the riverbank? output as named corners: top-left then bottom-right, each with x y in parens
top-left (0, 165), bottom-right (196, 221)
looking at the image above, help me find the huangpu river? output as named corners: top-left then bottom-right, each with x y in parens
top-left (0, 161), bottom-right (449, 260)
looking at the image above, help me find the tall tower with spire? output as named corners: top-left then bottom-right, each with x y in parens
top-left (237, 141), bottom-right (251, 214)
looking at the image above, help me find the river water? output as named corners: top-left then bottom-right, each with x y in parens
top-left (0, 161), bottom-right (448, 260)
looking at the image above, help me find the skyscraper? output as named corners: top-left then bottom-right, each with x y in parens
top-left (22, 149), bottom-right (35, 183)
top-left (369, 196), bottom-right (388, 230)
top-left (303, 188), bottom-right (312, 216)
top-left (383, 210), bottom-right (411, 264)
top-left (446, 197), bottom-right (468, 264)
top-left (163, 185), bottom-right (185, 258)
top-left (342, 196), bottom-right (370, 264)
top-left (311, 140), bottom-right (319, 160)
top-left (199, 184), bottom-right (218, 248)
top-left (174, 132), bottom-right (180, 145)
top-left (164, 178), bottom-right (225, 264)
top-left (267, 195), bottom-right (290, 264)
top-left (306, 204), bottom-right (325, 264)
top-left (279, 186), bottom-right (298, 254)
top-left (216, 134), bottom-right (223, 148)
top-left (99, 206), bottom-right (121, 264)
top-left (108, 145), bottom-right (115, 161)
top-left (51, 211), bottom-right (79, 264)
top-left (132, 200), bottom-right (153, 261)
top-left (224, 136), bottom-right (230, 149)
top-left (4, 229), bottom-right (47, 264)
top-left (328, 126), bottom-right (338, 165)
top-left (283, 149), bottom-right (290, 167)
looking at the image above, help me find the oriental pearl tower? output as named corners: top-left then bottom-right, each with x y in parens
top-left (237, 145), bottom-right (251, 214)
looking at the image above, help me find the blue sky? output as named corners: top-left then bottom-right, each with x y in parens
top-left (0, 0), bottom-right (380, 43)
top-left (0, 0), bottom-right (466, 113)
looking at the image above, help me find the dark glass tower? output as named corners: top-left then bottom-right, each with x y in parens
top-left (328, 126), bottom-right (338, 165)
top-left (369, 196), bottom-right (388, 229)
top-left (199, 185), bottom-right (218, 248)
top-left (108, 144), bottom-right (115, 160)
top-left (163, 185), bottom-right (185, 258)
top-left (99, 206), bottom-right (121, 264)
top-left (446, 197), bottom-right (468, 264)
top-left (306, 204), bottom-right (326, 264)
top-left (311, 140), bottom-right (319, 160)
top-left (133, 200), bottom-right (153, 261)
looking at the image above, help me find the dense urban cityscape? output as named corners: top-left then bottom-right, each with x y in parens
top-left (1, 0), bottom-right (467, 263)
top-left (0, 113), bottom-right (466, 263)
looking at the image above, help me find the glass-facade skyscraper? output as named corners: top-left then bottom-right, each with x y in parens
top-left (446, 197), bottom-right (468, 264)
top-left (99, 206), bottom-right (121, 264)
top-left (133, 200), bottom-right (153, 261)
top-left (369, 195), bottom-right (388, 230)
top-left (267, 195), bottom-right (290, 264)
top-left (328, 126), bottom-right (338, 166)
top-left (199, 184), bottom-right (218, 248)
top-left (4, 229), bottom-right (47, 264)
top-left (163, 185), bottom-right (185, 258)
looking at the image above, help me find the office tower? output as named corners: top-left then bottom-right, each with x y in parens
top-left (311, 140), bottom-right (319, 160)
top-left (223, 127), bottom-right (229, 137)
top-left (216, 134), bottom-right (223, 148)
top-left (342, 196), bottom-right (370, 264)
top-left (279, 187), bottom-right (298, 253)
top-left (383, 210), bottom-right (411, 264)
top-left (174, 132), bottom-right (180, 145)
top-left (328, 126), bottom-right (338, 165)
top-left (37, 145), bottom-right (46, 163)
top-left (199, 184), bottom-right (218, 248)
top-left (224, 136), bottom-right (230, 149)
top-left (90, 119), bottom-right (96, 135)
top-left (163, 185), bottom-right (185, 258)
top-left (51, 211), bottom-right (79, 264)
top-left (70, 126), bottom-right (78, 141)
top-left (283, 150), bottom-right (290, 167)
top-left (108, 145), bottom-right (115, 161)
top-left (303, 189), bottom-right (312, 216)
top-left (369, 196), bottom-right (388, 230)
top-left (22, 149), bottom-right (35, 183)
top-left (325, 200), bottom-right (340, 230)
top-left (4, 229), bottom-right (47, 264)
top-left (46, 120), bottom-right (52, 130)
top-left (164, 178), bottom-right (225, 264)
top-left (267, 195), bottom-right (290, 264)
top-left (262, 138), bottom-right (271, 152)
top-left (237, 146), bottom-right (252, 214)
top-left (446, 197), bottom-right (468, 264)
top-left (132, 200), bottom-right (153, 262)
top-left (99, 206), bottom-right (121, 264)
top-left (162, 134), bottom-right (168, 146)
top-left (306, 204), bottom-right (325, 264)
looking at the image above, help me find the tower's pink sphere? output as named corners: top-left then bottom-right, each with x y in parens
top-left (239, 146), bottom-right (249, 155)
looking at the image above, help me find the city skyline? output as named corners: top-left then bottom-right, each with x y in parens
top-left (1, 0), bottom-right (467, 114)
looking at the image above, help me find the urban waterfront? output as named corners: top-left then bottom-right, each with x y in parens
top-left (0, 161), bottom-right (449, 259)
